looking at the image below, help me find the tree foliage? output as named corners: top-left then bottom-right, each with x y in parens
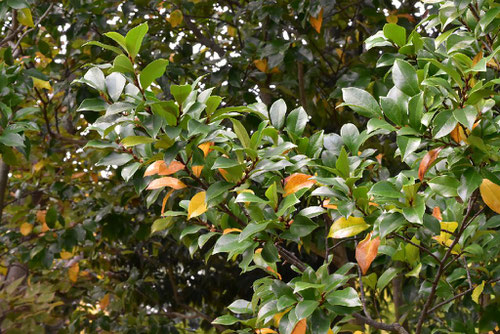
top-left (0, 0), bottom-right (499, 333)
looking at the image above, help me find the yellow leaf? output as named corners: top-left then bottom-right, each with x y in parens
top-left (292, 318), bottom-right (307, 334)
top-left (223, 228), bottom-right (242, 234)
top-left (147, 177), bottom-right (186, 190)
top-left (472, 281), bottom-right (485, 304)
top-left (198, 142), bottom-right (213, 157)
top-left (167, 9), bottom-right (183, 28)
top-left (20, 223), bottom-right (33, 236)
top-left (284, 173), bottom-right (316, 197)
top-left (100, 293), bottom-right (110, 310)
top-left (18, 8), bottom-right (34, 27)
top-left (255, 329), bottom-right (277, 334)
top-left (327, 330), bottom-right (333, 334)
top-left (68, 263), bottom-right (79, 283)
top-left (386, 15), bottom-right (398, 23)
top-left (192, 165), bottom-right (203, 177)
top-left (32, 77), bottom-right (52, 91)
top-left (450, 124), bottom-right (467, 143)
top-left (187, 191), bottom-right (207, 219)
top-left (472, 51), bottom-right (483, 66)
top-left (309, 8), bottom-right (323, 33)
top-left (274, 307), bottom-right (292, 327)
top-left (33, 160), bottom-right (45, 173)
top-left (161, 189), bottom-right (175, 216)
top-left (60, 251), bottom-right (73, 260)
top-left (439, 221), bottom-right (458, 242)
top-left (328, 216), bottom-right (369, 239)
top-left (227, 26), bottom-right (237, 37)
top-left (480, 179), bottom-right (500, 214)
top-left (254, 59), bottom-right (268, 73)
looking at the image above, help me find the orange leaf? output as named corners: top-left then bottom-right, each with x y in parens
top-left (418, 147), bottom-right (443, 181)
top-left (20, 223), bottom-right (33, 236)
top-left (218, 168), bottom-right (230, 181)
top-left (192, 165), bottom-right (203, 177)
top-left (71, 172), bottom-right (85, 179)
top-left (309, 8), bottom-right (323, 33)
top-left (256, 329), bottom-right (277, 334)
top-left (284, 173), bottom-right (316, 197)
top-left (432, 206), bottom-right (442, 221)
top-left (198, 142), bottom-right (214, 157)
top-left (147, 177), bottom-right (186, 190)
top-left (68, 263), bottom-right (79, 283)
top-left (472, 51), bottom-right (483, 66)
top-left (254, 59), bottom-right (268, 72)
top-left (161, 189), bottom-right (175, 216)
top-left (292, 318), bottom-right (307, 334)
top-left (322, 199), bottom-right (337, 209)
top-left (480, 179), bottom-right (500, 214)
top-left (144, 160), bottom-right (164, 176)
top-left (100, 293), bottom-right (110, 310)
top-left (60, 251), bottom-right (73, 260)
top-left (450, 124), bottom-right (467, 143)
top-left (223, 228), bottom-right (242, 234)
top-left (355, 233), bottom-right (380, 275)
top-left (266, 266), bottom-right (282, 280)
top-left (158, 161), bottom-right (185, 175)
top-left (36, 210), bottom-right (46, 224)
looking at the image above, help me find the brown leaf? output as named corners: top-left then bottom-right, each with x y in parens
top-left (284, 173), bottom-right (316, 197)
top-left (292, 318), bottom-right (307, 334)
top-left (355, 233), bottom-right (380, 275)
top-left (418, 147), bottom-right (443, 181)
top-left (147, 177), bottom-right (186, 190)
top-left (100, 293), bottom-right (110, 310)
top-left (309, 8), bottom-right (323, 33)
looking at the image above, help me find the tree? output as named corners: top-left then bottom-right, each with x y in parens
top-left (1, 0), bottom-right (500, 333)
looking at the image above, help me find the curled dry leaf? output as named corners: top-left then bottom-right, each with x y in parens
top-left (355, 233), bottom-right (380, 275)
top-left (480, 179), bottom-right (500, 214)
top-left (147, 176), bottom-right (186, 190)
top-left (187, 191), bottom-right (207, 219)
top-left (284, 173), bottom-right (316, 197)
top-left (418, 147), bottom-right (443, 181)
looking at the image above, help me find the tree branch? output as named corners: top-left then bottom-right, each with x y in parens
top-left (352, 313), bottom-right (408, 334)
top-left (183, 14), bottom-right (225, 56)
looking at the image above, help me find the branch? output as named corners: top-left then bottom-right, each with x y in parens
top-left (392, 233), bottom-right (440, 263)
top-left (0, 160), bottom-right (9, 224)
top-left (275, 244), bottom-right (307, 272)
top-left (183, 14), bottom-right (225, 56)
top-left (352, 313), bottom-right (408, 334)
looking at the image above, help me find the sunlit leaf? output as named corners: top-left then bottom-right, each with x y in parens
top-left (328, 216), bottom-right (369, 239)
top-left (480, 179), bottom-right (500, 214)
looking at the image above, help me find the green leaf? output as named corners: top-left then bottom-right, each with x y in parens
top-left (121, 162), bottom-right (142, 182)
top-left (112, 54), bottom-right (135, 74)
top-left (336, 146), bottom-right (349, 179)
top-left (125, 23), bottom-right (148, 59)
top-left (45, 206), bottom-right (57, 228)
top-left (428, 175), bottom-right (460, 197)
top-left (479, 7), bottom-right (500, 31)
top-left (370, 181), bottom-right (401, 198)
top-left (269, 99), bottom-right (287, 129)
top-left (392, 59), bottom-right (419, 96)
top-left (84, 67), bottom-right (106, 92)
top-left (397, 136), bottom-right (420, 161)
top-left (293, 282), bottom-right (325, 293)
top-left (432, 110), bottom-right (457, 139)
top-left (453, 106), bottom-right (476, 131)
top-left (231, 118), bottom-right (251, 148)
top-left (151, 217), bottom-right (173, 234)
top-left (106, 72), bottom-right (126, 102)
top-left (170, 84), bottom-right (192, 105)
top-left (286, 107), bottom-right (308, 136)
top-left (212, 315), bottom-right (240, 325)
top-left (235, 192), bottom-right (268, 204)
top-left (295, 300), bottom-right (319, 319)
top-left (121, 136), bottom-right (156, 147)
top-left (380, 97), bottom-right (405, 126)
top-left (326, 287), bottom-right (361, 307)
top-left (377, 267), bottom-right (402, 291)
top-left (83, 41), bottom-right (123, 55)
top-left (212, 157), bottom-right (243, 169)
top-left (17, 8), bottom-right (33, 27)
top-left (104, 31), bottom-right (128, 51)
top-left (239, 222), bottom-right (270, 242)
top-left (228, 299), bottom-right (253, 314)
top-left (378, 212), bottom-right (405, 239)
top-left (383, 23), bottom-right (406, 47)
top-left (206, 181), bottom-right (233, 202)
top-left (7, 0), bottom-right (28, 9)
top-left (341, 88), bottom-right (382, 118)
top-left (139, 59), bottom-right (169, 89)
top-left (0, 131), bottom-right (24, 147)
top-left (96, 153), bottom-right (133, 166)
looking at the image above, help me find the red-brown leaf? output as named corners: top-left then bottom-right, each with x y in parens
top-left (355, 233), bottom-right (380, 275)
top-left (418, 147), bottom-right (443, 181)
